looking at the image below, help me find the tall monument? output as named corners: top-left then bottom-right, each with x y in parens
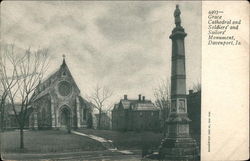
top-left (159, 5), bottom-right (199, 160)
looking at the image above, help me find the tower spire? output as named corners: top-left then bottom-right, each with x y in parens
top-left (62, 54), bottom-right (66, 65)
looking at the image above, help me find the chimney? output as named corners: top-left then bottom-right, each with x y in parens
top-left (142, 96), bottom-right (145, 101)
top-left (124, 94), bottom-right (128, 100)
top-left (189, 90), bottom-right (193, 94)
top-left (138, 94), bottom-right (141, 101)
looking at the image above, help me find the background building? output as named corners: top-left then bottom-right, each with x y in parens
top-left (112, 94), bottom-right (160, 131)
top-left (187, 90), bottom-right (201, 149)
top-left (93, 113), bottom-right (111, 130)
top-left (1, 104), bottom-right (31, 130)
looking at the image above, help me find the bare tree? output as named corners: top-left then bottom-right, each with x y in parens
top-left (0, 44), bottom-right (19, 131)
top-left (0, 84), bottom-right (7, 131)
top-left (192, 81), bottom-right (201, 92)
top-left (153, 78), bottom-right (171, 136)
top-left (0, 44), bottom-right (49, 149)
top-left (87, 84), bottom-right (113, 129)
top-left (0, 82), bottom-right (13, 131)
top-left (0, 84), bottom-right (8, 131)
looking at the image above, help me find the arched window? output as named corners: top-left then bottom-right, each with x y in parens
top-left (62, 71), bottom-right (66, 76)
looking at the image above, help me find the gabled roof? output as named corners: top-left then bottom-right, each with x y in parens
top-left (120, 100), bottom-right (132, 109)
top-left (32, 58), bottom-right (80, 100)
top-left (133, 102), bottom-right (158, 111)
top-left (113, 103), bottom-right (119, 110)
top-left (49, 58), bottom-right (80, 91)
top-left (114, 97), bottom-right (159, 111)
top-left (78, 96), bottom-right (95, 110)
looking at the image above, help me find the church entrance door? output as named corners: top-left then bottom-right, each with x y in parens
top-left (60, 106), bottom-right (71, 131)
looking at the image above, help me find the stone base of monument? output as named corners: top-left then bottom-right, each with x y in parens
top-left (158, 137), bottom-right (199, 161)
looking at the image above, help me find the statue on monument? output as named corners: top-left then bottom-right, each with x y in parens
top-left (174, 4), bottom-right (181, 27)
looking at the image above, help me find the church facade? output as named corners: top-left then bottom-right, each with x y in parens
top-left (29, 57), bottom-right (93, 130)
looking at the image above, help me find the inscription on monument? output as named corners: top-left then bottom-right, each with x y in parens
top-left (178, 99), bottom-right (186, 113)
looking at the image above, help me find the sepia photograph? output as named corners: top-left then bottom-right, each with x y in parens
top-left (0, 1), bottom-right (202, 160)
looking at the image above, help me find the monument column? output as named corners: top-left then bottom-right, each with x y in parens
top-left (159, 5), bottom-right (198, 160)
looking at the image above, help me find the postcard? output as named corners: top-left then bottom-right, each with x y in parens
top-left (0, 1), bottom-right (248, 161)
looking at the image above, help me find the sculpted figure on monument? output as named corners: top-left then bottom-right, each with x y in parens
top-left (174, 4), bottom-right (181, 27)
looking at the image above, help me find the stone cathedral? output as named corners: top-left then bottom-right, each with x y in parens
top-left (28, 56), bottom-right (93, 130)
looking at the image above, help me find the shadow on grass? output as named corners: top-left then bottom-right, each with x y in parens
top-left (1, 130), bottom-right (105, 153)
top-left (77, 129), bottom-right (164, 151)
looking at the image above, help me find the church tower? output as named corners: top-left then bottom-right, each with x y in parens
top-left (159, 5), bottom-right (199, 160)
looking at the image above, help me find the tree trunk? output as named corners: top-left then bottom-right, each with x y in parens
top-left (163, 120), bottom-right (166, 137)
top-left (0, 99), bottom-right (6, 131)
top-left (0, 106), bottom-right (4, 131)
top-left (1, 106), bottom-right (5, 131)
top-left (20, 127), bottom-right (24, 149)
top-left (98, 110), bottom-right (101, 129)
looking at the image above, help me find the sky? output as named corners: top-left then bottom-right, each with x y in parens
top-left (1, 1), bottom-right (201, 107)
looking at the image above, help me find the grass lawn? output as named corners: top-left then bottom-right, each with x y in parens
top-left (0, 130), bottom-right (104, 153)
top-left (77, 129), bottom-right (164, 150)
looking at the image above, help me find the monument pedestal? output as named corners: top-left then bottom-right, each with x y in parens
top-left (159, 137), bottom-right (198, 160)
top-left (159, 113), bottom-right (199, 160)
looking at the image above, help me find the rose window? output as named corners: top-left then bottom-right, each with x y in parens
top-left (58, 81), bottom-right (72, 96)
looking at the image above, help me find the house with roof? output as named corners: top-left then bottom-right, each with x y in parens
top-left (112, 94), bottom-right (160, 131)
top-left (187, 90), bottom-right (201, 149)
top-left (1, 103), bottom-right (31, 130)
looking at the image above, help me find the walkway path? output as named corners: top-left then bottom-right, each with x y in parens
top-left (72, 130), bottom-right (134, 155)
